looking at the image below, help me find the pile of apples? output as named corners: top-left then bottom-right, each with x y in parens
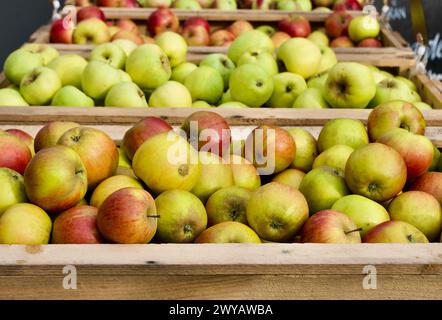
top-left (1, 102), bottom-right (442, 245)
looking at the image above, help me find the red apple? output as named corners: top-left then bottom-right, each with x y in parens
top-left (410, 172), bottom-right (442, 205)
top-left (184, 17), bottom-right (211, 34)
top-left (97, 187), bottom-right (157, 244)
top-left (76, 0), bottom-right (92, 6)
top-left (228, 20), bottom-right (254, 38)
top-left (147, 8), bottom-right (180, 36)
top-left (52, 205), bottom-right (104, 244)
top-left (278, 15), bottom-right (312, 38)
top-left (210, 29), bottom-right (235, 47)
top-left (76, 6), bottom-right (106, 22)
top-left (116, 19), bottom-right (140, 34)
top-left (301, 210), bottom-right (361, 243)
top-left (181, 111), bottom-right (231, 157)
top-left (358, 38), bottom-right (382, 48)
top-left (271, 31), bottom-right (291, 48)
top-left (333, 0), bottom-right (362, 11)
top-left (50, 18), bottom-right (74, 44)
top-left (111, 30), bottom-right (144, 45)
top-left (330, 36), bottom-right (355, 48)
top-left (363, 220), bottom-right (429, 243)
top-left (5, 129), bottom-right (34, 155)
top-left (325, 11), bottom-right (353, 38)
top-left (182, 25), bottom-right (210, 46)
top-left (0, 132), bottom-right (32, 175)
top-left (122, 117), bottom-right (173, 160)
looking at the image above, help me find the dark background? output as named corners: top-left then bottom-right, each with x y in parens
top-left (0, 0), bottom-right (440, 78)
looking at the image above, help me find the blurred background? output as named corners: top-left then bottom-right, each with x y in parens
top-left (0, 0), bottom-right (440, 78)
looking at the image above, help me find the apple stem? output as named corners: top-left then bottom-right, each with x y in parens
top-left (345, 228), bottom-right (362, 235)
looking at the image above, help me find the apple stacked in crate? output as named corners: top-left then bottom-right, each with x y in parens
top-left (1, 102), bottom-right (442, 245)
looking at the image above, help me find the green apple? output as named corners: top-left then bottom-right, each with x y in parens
top-left (316, 47), bottom-right (337, 74)
top-left (307, 30), bottom-right (329, 50)
top-left (51, 86), bottom-right (94, 107)
top-left (395, 76), bottom-right (417, 92)
top-left (219, 89), bottom-right (232, 104)
top-left (414, 101), bottom-right (432, 111)
top-left (363, 221), bottom-right (428, 243)
top-left (73, 18), bottom-right (111, 44)
top-left (119, 70), bottom-right (132, 82)
top-left (81, 60), bottom-right (122, 101)
top-left (299, 166), bottom-right (350, 215)
top-left (229, 64), bottom-right (274, 108)
top-left (332, 195), bottom-right (390, 237)
top-left (293, 87), bottom-right (329, 108)
top-left (126, 44), bottom-right (172, 91)
top-left (277, 0), bottom-right (298, 10)
top-left (47, 54), bottom-right (88, 89)
top-left (370, 78), bottom-right (419, 107)
top-left (184, 66), bottom-right (224, 104)
top-left (294, 0), bottom-right (312, 10)
top-left (318, 118), bottom-right (369, 152)
top-left (237, 49), bottom-right (278, 76)
top-left (149, 81), bottom-right (192, 107)
top-left (218, 101), bottom-right (249, 108)
top-left (277, 38), bottom-right (322, 79)
top-left (195, 221), bottom-right (261, 243)
top-left (0, 168), bottom-right (27, 214)
top-left (21, 44), bottom-right (59, 65)
top-left (199, 54), bottom-right (236, 90)
top-left (214, 0), bottom-right (238, 9)
top-left (155, 189), bottom-right (207, 243)
top-left (256, 25), bottom-right (276, 37)
top-left (287, 127), bottom-right (318, 172)
top-left (307, 71), bottom-right (328, 91)
top-left (324, 62), bottom-right (376, 108)
top-left (90, 43), bottom-right (127, 69)
top-left (105, 82), bottom-right (148, 107)
top-left (0, 88), bottom-right (29, 107)
top-left (267, 72), bottom-right (307, 108)
top-left (192, 100), bottom-right (212, 108)
top-left (171, 62), bottom-right (197, 84)
top-left (313, 144), bottom-right (354, 172)
top-left (112, 39), bottom-right (139, 57)
top-left (155, 31), bottom-right (188, 68)
top-left (20, 67), bottom-right (62, 105)
top-left (272, 168), bottom-right (305, 189)
top-left (227, 30), bottom-right (275, 64)
top-left (229, 154), bottom-right (261, 191)
top-left (3, 49), bottom-right (44, 85)
top-left (174, 0), bottom-right (202, 9)
top-left (348, 15), bottom-right (380, 42)
top-left (0, 203), bottom-right (51, 245)
top-left (429, 146), bottom-right (441, 172)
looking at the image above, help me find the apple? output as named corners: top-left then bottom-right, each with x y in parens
top-left (229, 154), bottom-right (261, 190)
top-left (112, 39), bottom-right (139, 56)
top-left (196, 0), bottom-right (214, 8)
top-left (73, 18), bottom-right (111, 44)
top-left (98, 0), bottom-right (139, 6)
top-left (429, 146), bottom-right (441, 172)
top-left (348, 15), bottom-right (380, 43)
top-left (122, 117), bottom-right (172, 160)
top-left (104, 82), bottom-right (148, 107)
top-left (244, 125), bottom-right (296, 175)
top-left (21, 44), bottom-right (59, 66)
top-left (5, 129), bottom-right (34, 155)
top-left (50, 18), bottom-right (75, 44)
top-left (111, 30), bottom-right (144, 45)
top-left (181, 110), bottom-right (231, 156)
top-left (0, 132), bottom-right (32, 175)
top-left (256, 25), bottom-right (276, 37)
top-left (272, 168), bottom-right (305, 189)
top-left (368, 65), bottom-right (392, 84)
top-left (142, 35), bottom-right (156, 44)
top-left (199, 54), bottom-right (235, 90)
top-left (267, 72), bottom-right (307, 108)
top-left (77, 6), bottom-right (106, 22)
top-left (330, 36), bottom-right (355, 48)
top-left (155, 189), bottom-right (207, 242)
top-left (109, 26), bottom-right (121, 37)
top-left (325, 11), bottom-right (353, 38)
top-left (149, 81), bottom-right (192, 107)
top-left (299, 166), bottom-right (349, 215)
top-left (116, 19), bottom-right (140, 34)
top-left (52, 86), bottom-right (95, 107)
top-left (227, 30), bottom-right (274, 64)
top-left (132, 132), bottom-right (201, 193)
top-left (276, 0), bottom-right (299, 10)
top-left (307, 71), bottom-right (328, 90)
top-left (184, 66), bottom-right (224, 104)
top-left (287, 128), bottom-right (317, 172)
top-left (210, 29), bottom-right (236, 47)
top-left (277, 38), bottom-right (322, 79)
top-left (316, 47), bottom-right (338, 74)
top-left (293, 0), bottom-right (312, 10)
top-left (332, 195), bottom-right (390, 237)
top-left (395, 76), bottom-right (417, 92)
top-left (345, 143), bottom-right (407, 202)
top-left (193, 100), bottom-right (213, 108)
top-left (414, 102), bottom-right (433, 111)
top-left (370, 78), bottom-right (419, 107)
top-left (317, 118), bottom-right (368, 152)
top-left (410, 172), bottom-right (442, 207)
top-left (34, 121), bottom-right (79, 152)
top-left (24, 145), bottom-right (88, 212)
top-left (19, 67), bottom-right (61, 105)
top-left (0, 168), bottom-right (27, 214)
top-left (97, 188), bottom-right (157, 244)
top-left (333, 0), bottom-right (362, 11)
top-left (125, 44), bottom-right (172, 91)
top-left (218, 102), bottom-right (249, 108)
top-left (196, 221), bottom-right (261, 243)
top-left (278, 16), bottom-right (312, 38)
top-left (219, 89), bottom-right (232, 104)
top-left (228, 20), bottom-right (254, 38)
top-left (213, 0), bottom-right (238, 10)
top-left (301, 210), bottom-right (361, 243)
top-left (363, 221), bottom-right (429, 243)
top-left (251, 0), bottom-right (272, 9)
top-left (143, 0), bottom-right (172, 6)
top-left (171, 62), bottom-right (197, 84)
top-left (174, 0), bottom-right (202, 9)
top-left (81, 61), bottom-right (122, 101)
top-left (147, 8), bottom-right (180, 36)
top-left (377, 128), bottom-right (434, 180)
top-left (47, 54), bottom-right (88, 89)
top-left (247, 182), bottom-right (309, 242)
top-left (182, 25), bottom-right (210, 46)
top-left (0, 203), bottom-right (51, 245)
top-left (58, 127), bottom-right (119, 188)
top-left (118, 147), bottom-right (132, 169)
top-left (237, 49), bottom-right (278, 77)
top-left (313, 144), bottom-right (354, 172)
top-left (90, 175), bottom-right (143, 208)
top-left (271, 31), bottom-right (291, 48)
top-left (0, 88), bottom-right (29, 107)
top-left (90, 43), bottom-right (127, 69)
top-left (3, 49), bottom-right (44, 85)
top-left (155, 31), bottom-right (187, 68)
top-left (313, 0), bottom-right (333, 7)
top-left (358, 38), bottom-right (382, 48)
top-left (367, 101), bottom-right (426, 142)
top-left (52, 205), bottom-right (104, 244)
top-left (229, 64), bottom-right (274, 108)
top-left (307, 30), bottom-right (329, 50)
top-left (293, 88), bottom-right (330, 109)
top-left (191, 151), bottom-right (234, 203)
top-left (324, 62), bottom-right (376, 108)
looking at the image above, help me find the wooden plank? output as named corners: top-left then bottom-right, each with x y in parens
top-left (414, 73), bottom-right (442, 109)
